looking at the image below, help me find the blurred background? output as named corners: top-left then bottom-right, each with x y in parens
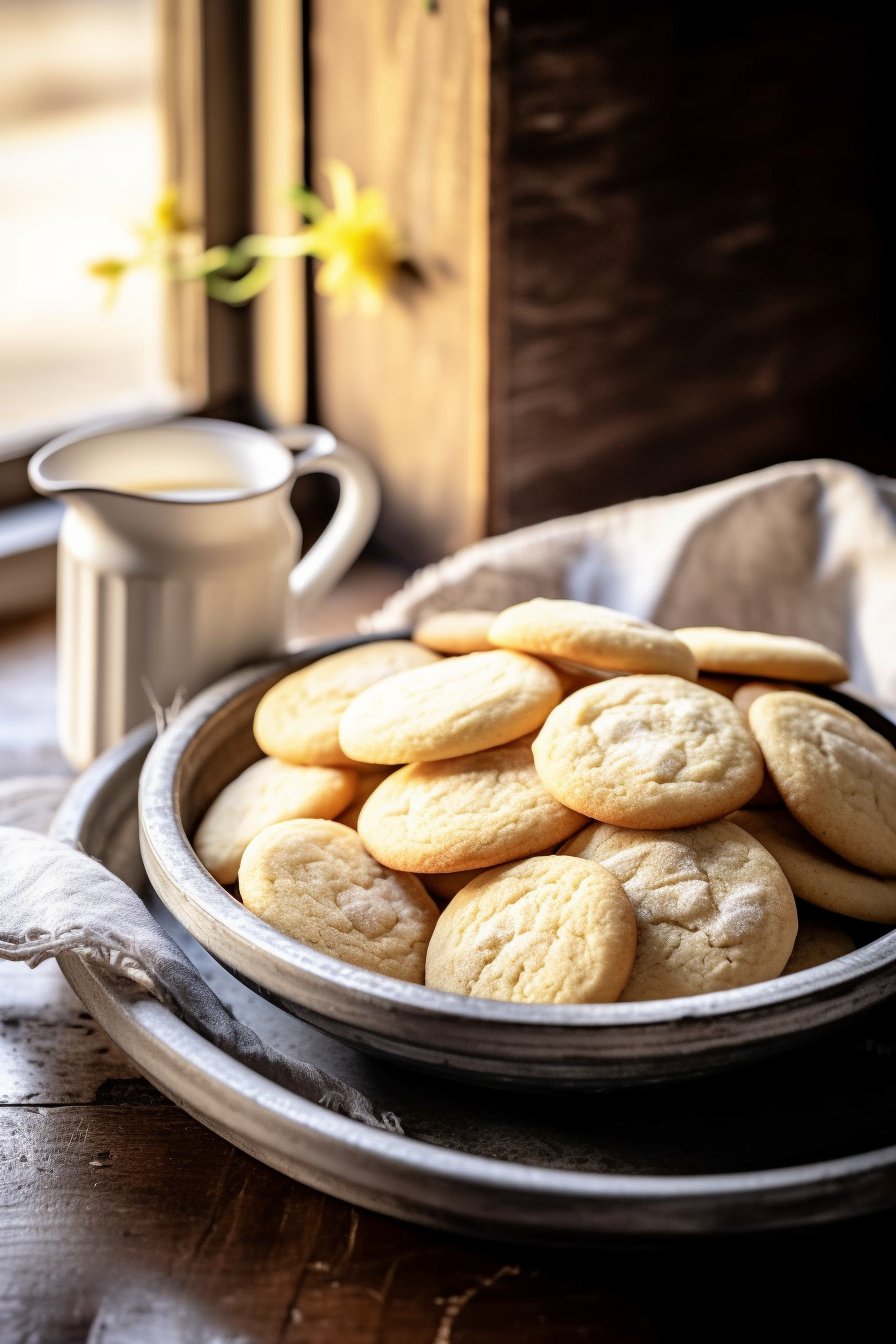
top-left (0, 0), bottom-right (171, 436)
top-left (0, 0), bottom-right (891, 594)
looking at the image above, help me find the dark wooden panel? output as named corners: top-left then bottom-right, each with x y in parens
top-left (492, 1), bottom-right (890, 533)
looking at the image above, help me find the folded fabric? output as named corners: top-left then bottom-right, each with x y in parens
top-left (0, 816), bottom-right (401, 1133)
top-left (368, 459), bottom-right (896, 708)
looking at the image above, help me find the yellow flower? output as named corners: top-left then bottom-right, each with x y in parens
top-left (153, 186), bottom-right (189, 236)
top-left (86, 167), bottom-right (407, 313)
top-left (298, 161), bottom-right (404, 314)
top-left (86, 256), bottom-right (130, 308)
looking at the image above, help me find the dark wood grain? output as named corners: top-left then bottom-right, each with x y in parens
top-left (306, 3), bottom-right (889, 560)
top-left (490, 0), bottom-right (890, 533)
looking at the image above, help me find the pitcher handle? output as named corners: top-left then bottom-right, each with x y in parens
top-left (275, 425), bottom-right (381, 609)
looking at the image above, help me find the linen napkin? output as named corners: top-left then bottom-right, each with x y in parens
top-left (368, 458), bottom-right (896, 708)
top-left (0, 793), bottom-right (402, 1133)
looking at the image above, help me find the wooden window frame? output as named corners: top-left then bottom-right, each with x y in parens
top-left (164, 0), bottom-right (307, 424)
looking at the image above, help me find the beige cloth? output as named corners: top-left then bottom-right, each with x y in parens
top-left (0, 785), bottom-right (402, 1133)
top-left (367, 459), bottom-right (896, 708)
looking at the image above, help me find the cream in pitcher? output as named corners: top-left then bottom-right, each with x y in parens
top-left (29, 417), bottom-right (380, 769)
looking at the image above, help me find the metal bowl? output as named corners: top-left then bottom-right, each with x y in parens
top-left (138, 634), bottom-right (896, 1089)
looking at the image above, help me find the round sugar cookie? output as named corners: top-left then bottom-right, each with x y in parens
top-left (674, 627), bottom-right (848, 684)
top-left (424, 855), bottom-right (637, 1004)
top-left (238, 819), bottom-right (438, 982)
top-left (560, 819), bottom-right (797, 1000)
top-left (413, 609), bottom-right (498, 654)
top-left (254, 640), bottom-right (441, 767)
top-left (334, 767), bottom-right (394, 830)
top-left (533, 675), bottom-right (764, 828)
top-left (193, 757), bottom-right (357, 885)
top-left (728, 808), bottom-right (896, 923)
top-left (748, 691), bottom-right (896, 876)
top-left (782, 909), bottom-right (856, 975)
top-left (489, 599), bottom-right (697, 680)
top-left (357, 737), bottom-right (586, 872)
top-left (338, 650), bottom-right (562, 765)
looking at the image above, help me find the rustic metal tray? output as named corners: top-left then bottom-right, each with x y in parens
top-left (138, 635), bottom-right (896, 1089)
top-left (52, 715), bottom-right (896, 1239)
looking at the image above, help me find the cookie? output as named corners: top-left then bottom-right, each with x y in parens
top-left (533, 675), bottom-right (764, 828)
top-left (338, 650), bottom-right (562, 765)
top-left (424, 855), bottom-right (637, 1004)
top-left (193, 757), bottom-right (357, 885)
top-left (489, 598), bottom-right (697, 679)
top-left (674, 627), bottom-right (848, 683)
top-left (782, 909), bottom-right (856, 975)
top-left (412, 609), bottom-right (498, 654)
top-left (238, 819), bottom-right (438, 982)
top-left (254, 640), bottom-right (441, 768)
top-left (728, 808), bottom-right (896, 923)
top-left (732, 683), bottom-right (803, 808)
top-left (357, 737), bottom-right (585, 872)
top-left (732, 680), bottom-right (803, 715)
top-left (748, 691), bottom-right (896, 876)
top-left (335, 767), bottom-right (394, 830)
top-left (560, 819), bottom-right (797, 999)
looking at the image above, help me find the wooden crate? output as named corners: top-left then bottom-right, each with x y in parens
top-left (311, 1), bottom-right (888, 564)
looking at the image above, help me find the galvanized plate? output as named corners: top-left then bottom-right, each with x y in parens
top-left (52, 721), bottom-right (896, 1237)
top-left (138, 634), bottom-right (896, 1089)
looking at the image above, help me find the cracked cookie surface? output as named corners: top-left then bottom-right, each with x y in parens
top-left (424, 854), bottom-right (637, 1003)
top-left (238, 819), bottom-right (438, 982)
top-left (254, 640), bottom-right (440, 768)
top-left (338, 650), bottom-right (562, 764)
top-left (748, 691), bottom-right (896, 876)
top-left (489, 598), bottom-right (697, 679)
top-left (560, 819), bottom-right (797, 999)
top-left (357, 737), bottom-right (586, 873)
top-left (533, 675), bottom-right (764, 827)
top-left (675, 627), bottom-right (848, 683)
top-left (729, 807), bottom-right (896, 922)
top-left (194, 756), bottom-right (357, 885)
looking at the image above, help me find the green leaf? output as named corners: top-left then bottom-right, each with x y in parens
top-left (205, 256), bottom-right (276, 305)
top-left (283, 184), bottom-right (327, 223)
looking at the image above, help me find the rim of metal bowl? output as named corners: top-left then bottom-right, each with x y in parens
top-left (55, 718), bottom-right (896, 1238)
top-left (137, 632), bottom-right (896, 1050)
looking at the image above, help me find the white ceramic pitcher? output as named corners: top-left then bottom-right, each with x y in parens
top-left (29, 416), bottom-right (380, 769)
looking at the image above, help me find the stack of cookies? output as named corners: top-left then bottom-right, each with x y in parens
top-left (192, 599), bottom-right (896, 1007)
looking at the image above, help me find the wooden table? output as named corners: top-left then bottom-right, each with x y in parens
top-left (1, 587), bottom-right (894, 1343)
